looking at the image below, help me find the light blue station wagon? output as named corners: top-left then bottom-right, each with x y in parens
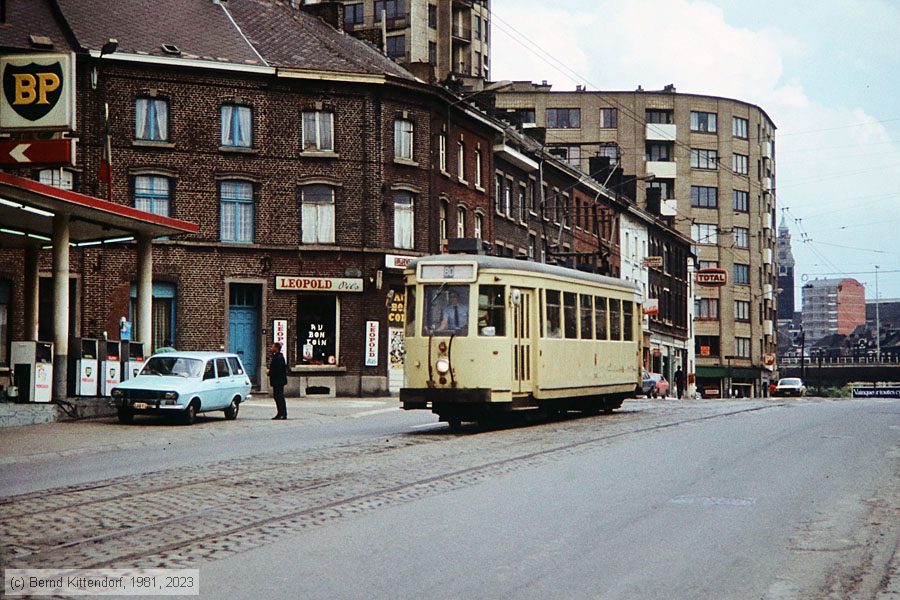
top-left (111, 351), bottom-right (252, 424)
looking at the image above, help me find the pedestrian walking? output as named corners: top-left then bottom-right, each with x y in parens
top-left (674, 367), bottom-right (685, 399)
top-left (267, 342), bottom-right (288, 419)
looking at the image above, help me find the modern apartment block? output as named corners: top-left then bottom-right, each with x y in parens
top-left (802, 278), bottom-right (866, 345)
top-left (304, 0), bottom-right (490, 86)
top-left (494, 83), bottom-right (779, 397)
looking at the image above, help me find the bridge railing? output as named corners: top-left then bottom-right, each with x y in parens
top-left (779, 355), bottom-right (900, 366)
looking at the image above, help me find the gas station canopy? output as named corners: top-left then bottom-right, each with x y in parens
top-left (0, 172), bottom-right (198, 247)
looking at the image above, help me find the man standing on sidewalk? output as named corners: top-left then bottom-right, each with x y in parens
top-left (267, 342), bottom-right (288, 419)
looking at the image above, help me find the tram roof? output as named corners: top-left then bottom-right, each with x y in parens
top-left (409, 254), bottom-right (641, 293)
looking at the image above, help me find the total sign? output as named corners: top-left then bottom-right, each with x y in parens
top-left (1, 53), bottom-right (76, 131)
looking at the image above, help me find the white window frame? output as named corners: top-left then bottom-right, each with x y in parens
top-left (301, 184), bottom-right (336, 244)
top-left (221, 104), bottom-right (253, 148)
top-left (302, 110), bottom-right (335, 152)
top-left (394, 118), bottom-right (414, 160)
top-left (394, 191), bottom-right (414, 249)
top-left (456, 206), bottom-right (466, 238)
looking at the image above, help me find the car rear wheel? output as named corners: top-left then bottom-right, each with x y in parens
top-left (182, 401), bottom-right (198, 425)
top-left (224, 397), bottom-right (240, 420)
top-left (117, 408), bottom-right (133, 424)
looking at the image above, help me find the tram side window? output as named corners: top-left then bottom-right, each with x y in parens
top-left (594, 296), bottom-right (608, 340)
top-left (405, 286), bottom-right (416, 337)
top-left (623, 301), bottom-right (634, 341)
top-left (609, 298), bottom-right (622, 340)
top-left (478, 285), bottom-right (505, 336)
top-left (563, 292), bottom-right (577, 339)
top-left (545, 290), bottom-right (562, 338)
top-left (423, 284), bottom-right (469, 336)
top-left (579, 294), bottom-right (593, 339)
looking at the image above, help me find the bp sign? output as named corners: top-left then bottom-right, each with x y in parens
top-left (0, 53), bottom-right (75, 131)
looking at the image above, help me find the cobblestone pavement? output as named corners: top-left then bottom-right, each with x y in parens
top-left (0, 397), bottom-right (896, 598)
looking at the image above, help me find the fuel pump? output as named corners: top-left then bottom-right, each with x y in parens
top-left (68, 337), bottom-right (99, 396)
top-left (121, 341), bottom-right (145, 380)
top-left (100, 340), bottom-right (121, 396)
top-left (10, 341), bottom-right (54, 403)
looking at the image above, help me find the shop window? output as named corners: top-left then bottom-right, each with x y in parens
top-left (297, 294), bottom-right (337, 365)
top-left (38, 168), bottom-right (74, 190)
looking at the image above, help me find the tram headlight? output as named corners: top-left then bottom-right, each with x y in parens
top-left (435, 357), bottom-right (450, 374)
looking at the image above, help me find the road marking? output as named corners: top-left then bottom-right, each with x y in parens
top-left (350, 407), bottom-right (398, 419)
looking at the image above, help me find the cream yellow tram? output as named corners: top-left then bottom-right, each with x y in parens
top-left (400, 254), bottom-right (643, 429)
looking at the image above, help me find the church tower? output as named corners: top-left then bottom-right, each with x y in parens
top-left (777, 213), bottom-right (796, 323)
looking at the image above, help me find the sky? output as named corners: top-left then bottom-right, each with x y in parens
top-left (489, 0), bottom-right (900, 304)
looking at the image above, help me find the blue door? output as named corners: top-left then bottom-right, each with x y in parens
top-left (229, 284), bottom-right (261, 385)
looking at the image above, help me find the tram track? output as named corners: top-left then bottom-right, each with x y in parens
top-left (1, 401), bottom-right (783, 570)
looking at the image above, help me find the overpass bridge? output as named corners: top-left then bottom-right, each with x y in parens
top-left (779, 356), bottom-right (900, 388)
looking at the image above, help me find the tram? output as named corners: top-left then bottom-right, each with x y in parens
top-left (400, 254), bottom-right (643, 429)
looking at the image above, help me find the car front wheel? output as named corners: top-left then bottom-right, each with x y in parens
top-left (117, 407), bottom-right (133, 424)
top-left (182, 401), bottom-right (198, 425)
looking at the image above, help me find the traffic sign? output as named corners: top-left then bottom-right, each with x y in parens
top-left (0, 139), bottom-right (71, 165)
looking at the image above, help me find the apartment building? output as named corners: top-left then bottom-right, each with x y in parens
top-left (802, 278), bottom-right (866, 345)
top-left (495, 83), bottom-right (778, 397)
top-left (305, 0), bottom-right (490, 86)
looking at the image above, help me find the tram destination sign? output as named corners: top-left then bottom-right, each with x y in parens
top-left (696, 267), bottom-right (728, 287)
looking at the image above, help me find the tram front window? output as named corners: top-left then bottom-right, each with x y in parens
top-left (424, 285), bottom-right (470, 335)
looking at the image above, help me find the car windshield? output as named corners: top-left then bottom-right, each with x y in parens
top-left (779, 378), bottom-right (802, 385)
top-left (140, 356), bottom-right (204, 378)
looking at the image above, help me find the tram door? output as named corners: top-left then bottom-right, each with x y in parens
top-left (511, 288), bottom-right (534, 394)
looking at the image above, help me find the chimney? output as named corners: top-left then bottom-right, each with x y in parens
top-left (299, 1), bottom-right (344, 31)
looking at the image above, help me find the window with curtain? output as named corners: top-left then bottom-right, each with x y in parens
top-left (302, 110), bottom-right (334, 151)
top-left (220, 104), bottom-right (253, 148)
top-left (135, 97), bottom-right (169, 141)
top-left (474, 213), bottom-right (483, 239)
top-left (394, 191), bottom-right (414, 249)
top-left (456, 206), bottom-right (466, 238)
top-left (220, 180), bottom-right (254, 243)
top-left (301, 184), bottom-right (335, 244)
top-left (134, 175), bottom-right (171, 216)
top-left (439, 200), bottom-right (448, 241)
top-left (129, 282), bottom-right (175, 351)
top-left (457, 141), bottom-right (466, 181)
top-left (439, 132), bottom-right (447, 171)
top-left (0, 280), bottom-right (9, 365)
top-left (38, 168), bottom-right (74, 190)
top-left (474, 149), bottom-right (482, 187)
top-left (394, 118), bottom-right (414, 160)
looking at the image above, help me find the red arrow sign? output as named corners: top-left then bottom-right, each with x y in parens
top-left (0, 139), bottom-right (72, 165)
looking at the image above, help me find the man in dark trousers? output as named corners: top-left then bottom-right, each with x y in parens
top-left (674, 367), bottom-right (685, 400)
top-left (267, 342), bottom-right (288, 419)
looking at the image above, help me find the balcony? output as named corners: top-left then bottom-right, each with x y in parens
top-left (645, 160), bottom-right (677, 179)
top-left (661, 198), bottom-right (677, 216)
top-left (763, 248), bottom-right (773, 265)
top-left (763, 176), bottom-right (773, 192)
top-left (452, 24), bottom-right (472, 42)
top-left (764, 320), bottom-right (774, 335)
top-left (646, 123), bottom-right (676, 141)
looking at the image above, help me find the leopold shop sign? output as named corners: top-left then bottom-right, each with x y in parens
top-left (276, 276), bottom-right (364, 292)
top-left (0, 53), bottom-right (76, 131)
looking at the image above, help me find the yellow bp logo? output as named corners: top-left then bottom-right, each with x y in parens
top-left (3, 61), bottom-right (63, 121)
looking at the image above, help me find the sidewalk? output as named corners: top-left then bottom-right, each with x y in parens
top-left (0, 395), bottom-right (399, 466)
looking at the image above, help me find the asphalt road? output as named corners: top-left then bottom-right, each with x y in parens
top-left (1, 396), bottom-right (898, 599)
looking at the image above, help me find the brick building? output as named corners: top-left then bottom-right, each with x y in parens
top-left (0, 0), bottom-right (500, 396)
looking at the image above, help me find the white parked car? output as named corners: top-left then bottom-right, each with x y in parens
top-left (111, 352), bottom-right (252, 424)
